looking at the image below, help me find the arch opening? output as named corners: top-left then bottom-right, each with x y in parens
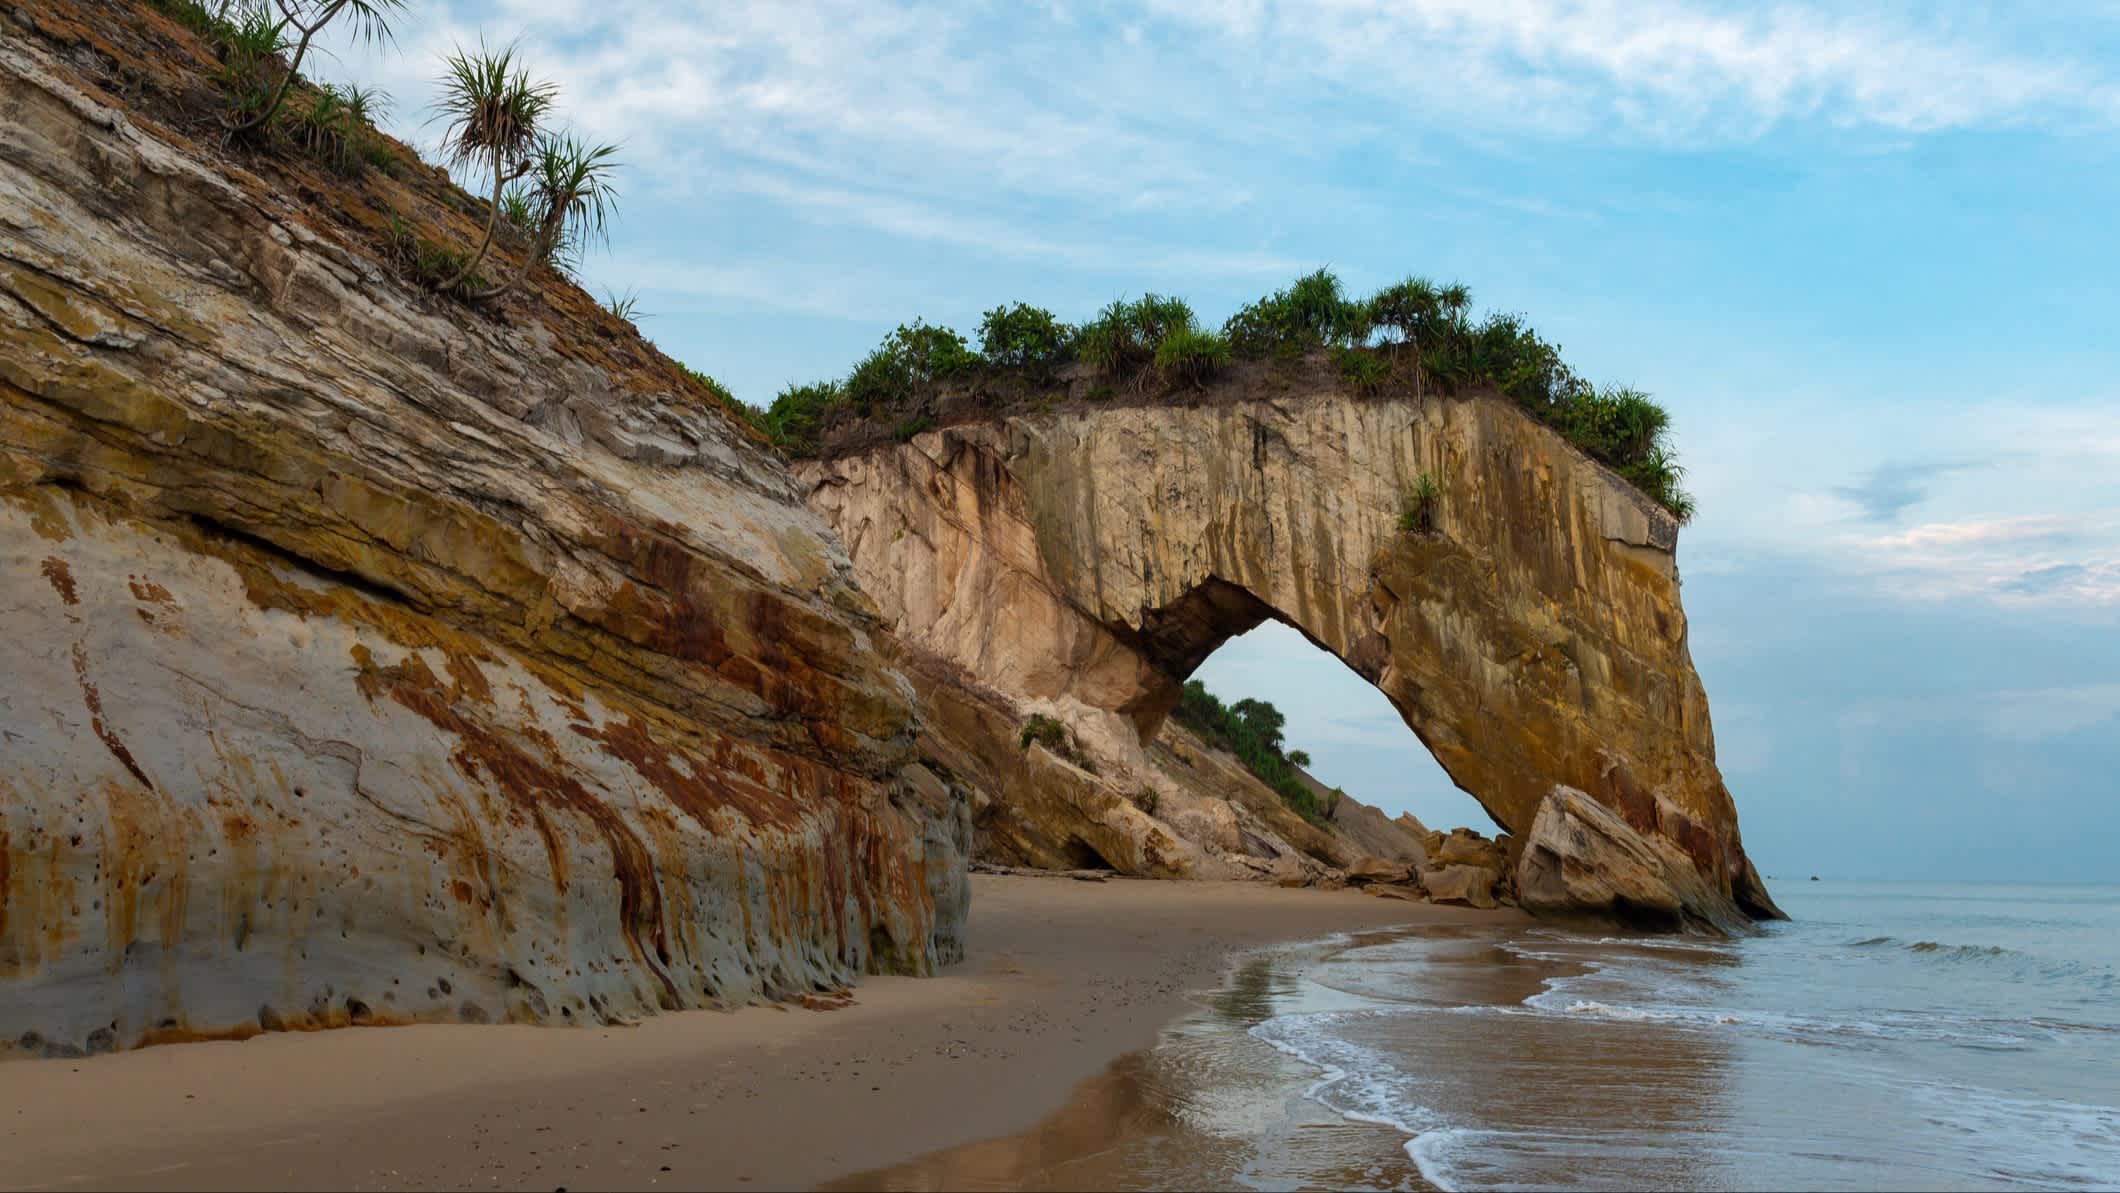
top-left (1186, 621), bottom-right (1495, 839)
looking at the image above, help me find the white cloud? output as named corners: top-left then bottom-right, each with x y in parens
top-left (1870, 515), bottom-right (2084, 550)
top-left (1683, 392), bottom-right (2120, 610)
top-left (319, 0), bottom-right (2120, 287)
top-left (1839, 512), bottom-right (2120, 606)
top-left (1144, 0), bottom-right (2120, 141)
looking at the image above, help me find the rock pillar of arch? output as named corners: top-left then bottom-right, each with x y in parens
top-left (800, 391), bottom-right (1780, 929)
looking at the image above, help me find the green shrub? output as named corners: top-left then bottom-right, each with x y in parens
top-left (286, 83), bottom-right (356, 168)
top-left (356, 137), bottom-right (399, 172)
top-left (1019, 714), bottom-right (1068, 751)
top-left (1170, 680), bottom-right (1329, 825)
top-left (149, 0), bottom-right (232, 38)
top-left (844, 319), bottom-right (975, 412)
top-left (1019, 713), bottom-right (1097, 772)
top-left (1335, 347), bottom-right (1391, 393)
top-left (1153, 327), bottom-right (1231, 385)
top-left (759, 381), bottom-right (842, 455)
top-left (978, 303), bottom-right (1073, 378)
top-left (228, 0), bottom-right (406, 138)
top-left (1365, 278), bottom-right (1470, 398)
top-left (1399, 473), bottom-right (1443, 534)
top-left (1078, 294), bottom-right (1194, 377)
top-left (1224, 268), bottom-right (1371, 359)
top-left (383, 212), bottom-right (482, 293)
top-left (893, 415), bottom-right (932, 441)
top-left (211, 4), bottom-right (287, 127)
top-left (677, 364), bottom-right (736, 408)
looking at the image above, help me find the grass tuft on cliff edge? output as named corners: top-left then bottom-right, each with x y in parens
top-left (750, 269), bottom-right (1696, 522)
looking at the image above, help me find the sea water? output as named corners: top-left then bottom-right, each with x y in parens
top-left (1242, 881), bottom-right (2120, 1191)
top-left (840, 881), bottom-right (2120, 1191)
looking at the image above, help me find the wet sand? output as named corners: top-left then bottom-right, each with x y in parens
top-left (0, 875), bottom-right (1519, 1191)
top-left (831, 923), bottom-right (1568, 1193)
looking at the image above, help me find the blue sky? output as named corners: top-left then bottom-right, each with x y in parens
top-left (325, 1), bottom-right (2119, 883)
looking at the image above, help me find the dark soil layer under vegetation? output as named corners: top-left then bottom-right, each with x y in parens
top-left (755, 274), bottom-right (1696, 521)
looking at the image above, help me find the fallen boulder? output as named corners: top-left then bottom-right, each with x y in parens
top-left (1344, 856), bottom-right (1415, 886)
top-left (1515, 786), bottom-right (1752, 934)
top-left (1418, 864), bottom-right (1500, 910)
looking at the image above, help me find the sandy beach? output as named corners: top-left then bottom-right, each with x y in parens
top-left (0, 875), bottom-right (1517, 1191)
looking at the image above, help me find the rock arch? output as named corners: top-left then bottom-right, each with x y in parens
top-left (801, 389), bottom-right (1781, 929)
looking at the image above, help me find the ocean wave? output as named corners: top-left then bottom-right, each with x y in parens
top-left (1832, 935), bottom-right (2119, 998)
top-left (1907, 939), bottom-right (2011, 958)
top-left (1405, 1126), bottom-right (1479, 1193)
top-left (1502, 985), bottom-right (2078, 1050)
top-left (1911, 1085), bottom-right (2120, 1189)
top-left (1248, 1010), bottom-right (1444, 1140)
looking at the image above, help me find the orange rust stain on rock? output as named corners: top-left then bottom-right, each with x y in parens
top-left (574, 716), bottom-right (814, 834)
top-left (127, 576), bottom-right (176, 608)
top-left (1596, 754), bottom-right (1660, 839)
top-left (349, 643), bottom-right (680, 1008)
top-left (69, 642), bottom-right (155, 792)
top-left (448, 879), bottom-right (476, 905)
top-left (0, 827), bottom-right (10, 940)
top-left (136, 1020), bottom-right (268, 1049)
top-left (441, 649), bottom-right (494, 705)
top-left (527, 803), bottom-right (569, 893)
top-left (587, 515), bottom-right (847, 727)
top-left (40, 556), bottom-right (78, 605)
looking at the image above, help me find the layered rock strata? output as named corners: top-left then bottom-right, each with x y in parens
top-left (0, 15), bottom-right (966, 1055)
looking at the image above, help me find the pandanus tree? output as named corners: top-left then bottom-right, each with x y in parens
top-left (432, 44), bottom-right (556, 294)
top-left (1369, 277), bottom-right (1472, 397)
top-left (470, 132), bottom-right (620, 301)
top-left (227, 0), bottom-right (405, 135)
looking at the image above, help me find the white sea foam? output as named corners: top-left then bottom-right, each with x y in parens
top-left (1405, 1126), bottom-right (1480, 1192)
top-left (1229, 886), bottom-right (2120, 1192)
top-left (1247, 1009), bottom-right (1443, 1139)
top-left (1911, 1085), bottom-right (2120, 1189)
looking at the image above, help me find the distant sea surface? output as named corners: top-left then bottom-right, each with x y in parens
top-left (849, 881), bottom-right (2120, 1191)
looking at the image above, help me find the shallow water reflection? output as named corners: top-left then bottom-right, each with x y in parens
top-left (835, 894), bottom-right (2120, 1192)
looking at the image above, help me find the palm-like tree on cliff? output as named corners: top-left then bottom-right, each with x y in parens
top-left (228, 0), bottom-right (406, 136)
top-left (473, 132), bottom-right (620, 301)
top-left (432, 44), bottom-right (556, 294)
top-left (1368, 277), bottom-right (1474, 399)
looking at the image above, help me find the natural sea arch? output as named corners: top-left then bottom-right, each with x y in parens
top-left (800, 390), bottom-right (1781, 923)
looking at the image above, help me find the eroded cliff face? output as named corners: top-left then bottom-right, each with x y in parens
top-left (801, 387), bottom-right (1779, 931)
top-left (0, 15), bottom-right (966, 1055)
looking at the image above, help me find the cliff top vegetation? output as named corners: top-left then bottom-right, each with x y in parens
top-left (753, 270), bottom-right (1694, 521)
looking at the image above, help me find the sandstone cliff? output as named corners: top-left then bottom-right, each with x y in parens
top-left (0, 4), bottom-right (966, 1056)
top-left (800, 379), bottom-right (1780, 931)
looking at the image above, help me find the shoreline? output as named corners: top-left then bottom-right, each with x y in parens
top-left (0, 875), bottom-right (1522, 1191)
